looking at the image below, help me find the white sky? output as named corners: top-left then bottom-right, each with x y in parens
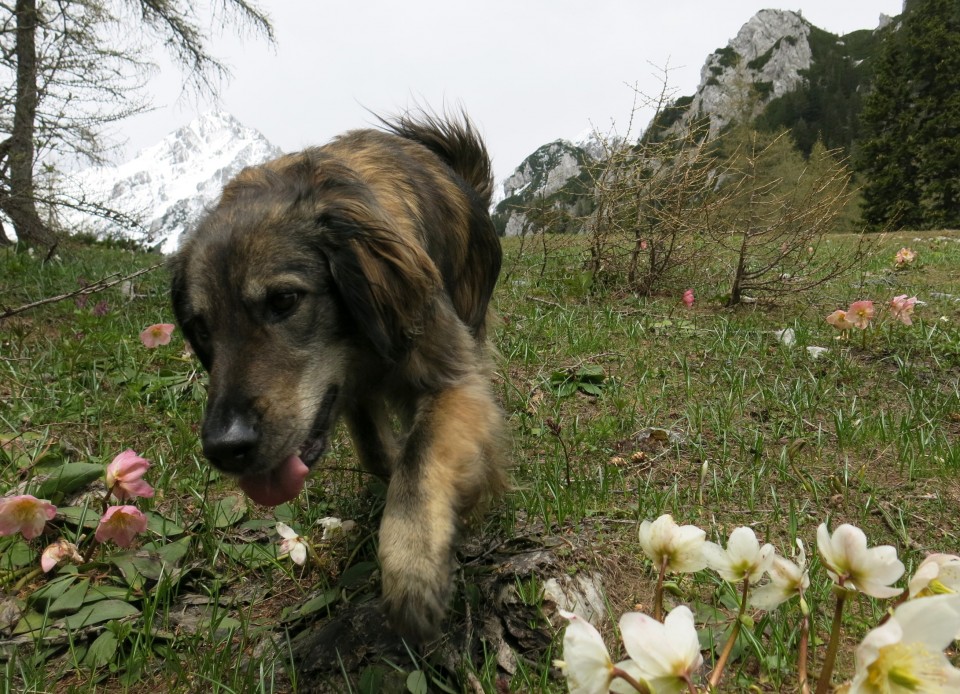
top-left (118, 1), bottom-right (904, 182)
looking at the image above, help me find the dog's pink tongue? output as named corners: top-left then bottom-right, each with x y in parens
top-left (238, 455), bottom-right (309, 507)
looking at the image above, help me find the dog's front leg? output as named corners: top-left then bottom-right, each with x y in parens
top-left (378, 374), bottom-right (501, 642)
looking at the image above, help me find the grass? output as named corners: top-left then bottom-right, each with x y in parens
top-left (1, 229), bottom-right (960, 692)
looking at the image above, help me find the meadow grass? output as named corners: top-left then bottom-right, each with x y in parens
top-left (1, 230), bottom-right (959, 692)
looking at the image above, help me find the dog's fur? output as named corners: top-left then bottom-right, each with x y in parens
top-left (169, 113), bottom-right (505, 641)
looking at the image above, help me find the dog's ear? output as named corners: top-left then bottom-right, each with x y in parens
top-left (318, 208), bottom-right (440, 360)
top-left (168, 250), bottom-right (212, 370)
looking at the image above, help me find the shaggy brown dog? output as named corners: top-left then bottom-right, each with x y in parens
top-left (169, 113), bottom-right (506, 641)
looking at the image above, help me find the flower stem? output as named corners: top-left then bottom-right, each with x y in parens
top-left (709, 577), bottom-right (750, 689)
top-left (654, 555), bottom-right (668, 622)
top-left (611, 666), bottom-right (651, 694)
top-left (798, 607), bottom-right (811, 694)
top-left (815, 589), bottom-right (847, 694)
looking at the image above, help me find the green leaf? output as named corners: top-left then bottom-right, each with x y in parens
top-left (281, 588), bottom-right (339, 622)
top-left (49, 578), bottom-right (90, 616)
top-left (576, 364), bottom-right (606, 382)
top-left (580, 382), bottom-right (603, 396)
top-left (358, 666), bottom-right (385, 694)
top-left (339, 561), bottom-right (377, 589)
top-left (58, 504), bottom-right (101, 529)
top-left (31, 463), bottom-right (104, 500)
top-left (29, 574), bottom-right (79, 609)
top-left (83, 629), bottom-right (119, 669)
top-left (145, 512), bottom-right (185, 538)
top-left (0, 538), bottom-right (35, 570)
top-left (406, 670), bottom-right (428, 694)
top-left (57, 599), bottom-right (139, 630)
top-left (211, 494), bottom-right (247, 529)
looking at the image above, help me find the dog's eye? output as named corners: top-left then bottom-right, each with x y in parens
top-left (267, 291), bottom-right (302, 318)
top-left (191, 318), bottom-right (210, 343)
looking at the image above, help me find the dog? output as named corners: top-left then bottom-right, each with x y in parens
top-left (169, 112), bottom-right (506, 642)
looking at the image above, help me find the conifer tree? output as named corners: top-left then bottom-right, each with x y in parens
top-left (859, 0), bottom-right (960, 229)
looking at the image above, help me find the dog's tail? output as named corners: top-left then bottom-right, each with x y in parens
top-left (379, 110), bottom-right (495, 207)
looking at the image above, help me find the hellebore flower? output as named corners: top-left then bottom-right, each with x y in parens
top-left (847, 300), bottom-right (875, 330)
top-left (139, 323), bottom-right (175, 348)
top-left (638, 514), bottom-right (708, 574)
top-left (888, 295), bottom-right (918, 326)
top-left (95, 505), bottom-right (148, 548)
top-left (682, 289), bottom-right (695, 308)
top-left (849, 593), bottom-right (960, 694)
top-left (894, 247), bottom-right (916, 267)
top-left (105, 449), bottom-right (155, 501)
top-left (0, 494), bottom-right (57, 540)
top-left (826, 309), bottom-right (854, 331)
top-left (816, 523), bottom-right (904, 598)
top-left (620, 605), bottom-right (703, 693)
top-left (751, 540), bottom-right (810, 610)
top-left (277, 522), bottom-right (309, 565)
top-left (702, 526), bottom-right (775, 585)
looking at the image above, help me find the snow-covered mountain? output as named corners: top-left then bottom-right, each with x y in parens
top-left (62, 111), bottom-right (281, 253)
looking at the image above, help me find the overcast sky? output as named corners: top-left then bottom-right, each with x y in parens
top-left (119, 1), bottom-right (904, 183)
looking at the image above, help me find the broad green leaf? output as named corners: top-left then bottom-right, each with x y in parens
top-left (0, 538), bottom-right (34, 570)
top-left (339, 561), bottom-right (377, 589)
top-left (211, 494), bottom-right (247, 529)
top-left (145, 512), bottom-right (185, 538)
top-left (358, 666), bottom-right (385, 694)
top-left (406, 670), bottom-right (428, 694)
top-left (29, 574), bottom-right (79, 608)
top-left (49, 578), bottom-right (89, 616)
top-left (83, 629), bottom-right (118, 668)
top-left (281, 589), bottom-right (339, 622)
top-left (580, 382), bottom-right (603, 396)
top-left (57, 504), bottom-right (100, 529)
top-left (57, 599), bottom-right (139, 630)
top-left (85, 585), bottom-right (131, 603)
top-left (576, 364), bottom-right (606, 382)
top-left (31, 463), bottom-right (104, 500)
top-left (13, 609), bottom-right (57, 635)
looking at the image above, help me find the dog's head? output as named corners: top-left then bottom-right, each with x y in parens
top-left (170, 152), bottom-right (439, 504)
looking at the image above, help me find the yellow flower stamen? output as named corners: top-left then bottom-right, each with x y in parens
top-left (867, 642), bottom-right (947, 693)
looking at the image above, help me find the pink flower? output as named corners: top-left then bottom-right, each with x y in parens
top-left (95, 506), bottom-right (148, 548)
top-left (0, 494), bottom-right (57, 540)
top-left (105, 449), bottom-right (155, 501)
top-left (92, 300), bottom-right (109, 317)
top-left (640, 239), bottom-right (648, 251)
top-left (682, 289), bottom-right (695, 308)
top-left (894, 247), bottom-right (916, 266)
top-left (889, 295), bottom-right (918, 326)
top-left (826, 309), bottom-right (854, 331)
top-left (139, 323), bottom-right (175, 348)
top-left (41, 538), bottom-right (83, 573)
top-left (847, 300), bottom-right (875, 330)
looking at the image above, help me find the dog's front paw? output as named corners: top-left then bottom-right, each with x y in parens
top-left (381, 564), bottom-right (451, 643)
top-left (378, 516), bottom-right (455, 643)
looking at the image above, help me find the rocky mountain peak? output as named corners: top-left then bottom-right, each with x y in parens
top-left (676, 9), bottom-right (813, 136)
top-left (62, 110), bottom-right (282, 252)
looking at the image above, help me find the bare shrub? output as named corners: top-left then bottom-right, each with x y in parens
top-left (708, 130), bottom-right (868, 306)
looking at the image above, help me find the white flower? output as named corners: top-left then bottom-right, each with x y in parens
top-left (555, 609), bottom-right (616, 694)
top-left (619, 605), bottom-right (703, 694)
top-left (774, 328), bottom-right (796, 346)
top-left (638, 514), bottom-right (708, 574)
top-left (276, 522), bottom-right (309, 565)
top-left (908, 553), bottom-right (960, 598)
top-left (817, 523), bottom-right (904, 598)
top-left (751, 539), bottom-right (810, 611)
top-left (806, 346), bottom-right (829, 360)
top-left (849, 593), bottom-right (960, 693)
top-left (317, 516), bottom-right (356, 541)
top-left (702, 526), bottom-right (774, 584)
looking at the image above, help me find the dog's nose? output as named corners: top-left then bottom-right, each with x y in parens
top-left (202, 415), bottom-right (260, 473)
